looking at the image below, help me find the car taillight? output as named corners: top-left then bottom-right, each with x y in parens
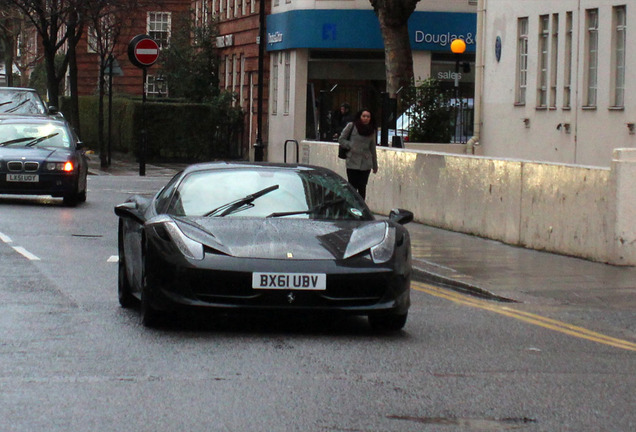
top-left (63, 161), bottom-right (74, 172)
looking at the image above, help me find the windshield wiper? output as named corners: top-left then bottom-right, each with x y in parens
top-left (25, 133), bottom-right (59, 147)
top-left (204, 184), bottom-right (280, 217)
top-left (0, 136), bottom-right (38, 147)
top-left (5, 99), bottom-right (29, 113)
top-left (0, 101), bottom-right (12, 107)
top-left (266, 198), bottom-right (346, 218)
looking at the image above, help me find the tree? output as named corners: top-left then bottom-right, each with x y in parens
top-left (369, 0), bottom-right (420, 96)
top-left (84, 0), bottom-right (137, 167)
top-left (158, 12), bottom-right (220, 102)
top-left (403, 78), bottom-right (453, 143)
top-left (2, 0), bottom-right (84, 120)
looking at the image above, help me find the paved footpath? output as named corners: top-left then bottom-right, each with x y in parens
top-left (88, 152), bottom-right (636, 311)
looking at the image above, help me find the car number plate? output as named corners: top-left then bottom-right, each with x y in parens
top-left (252, 272), bottom-right (326, 290)
top-left (6, 174), bottom-right (39, 183)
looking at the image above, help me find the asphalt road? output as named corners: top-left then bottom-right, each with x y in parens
top-left (0, 175), bottom-right (634, 431)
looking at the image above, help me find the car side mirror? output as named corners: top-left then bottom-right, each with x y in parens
top-left (389, 208), bottom-right (413, 225)
top-left (48, 106), bottom-right (59, 114)
top-left (114, 201), bottom-right (144, 224)
top-left (76, 140), bottom-right (85, 150)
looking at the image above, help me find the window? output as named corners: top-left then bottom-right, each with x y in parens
top-left (147, 12), bottom-right (171, 49)
top-left (225, 56), bottom-right (231, 89)
top-left (549, 14), bottom-right (559, 108)
top-left (146, 75), bottom-right (168, 97)
top-left (612, 6), bottom-right (627, 107)
top-left (537, 15), bottom-right (549, 107)
top-left (284, 52), bottom-right (291, 114)
top-left (516, 18), bottom-right (529, 105)
top-left (585, 9), bottom-right (599, 107)
top-left (563, 12), bottom-right (573, 108)
top-left (271, 53), bottom-right (279, 115)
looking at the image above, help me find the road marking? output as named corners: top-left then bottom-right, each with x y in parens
top-left (11, 246), bottom-right (40, 261)
top-left (412, 281), bottom-right (636, 352)
top-left (0, 232), bottom-right (12, 243)
top-left (107, 255), bottom-right (119, 263)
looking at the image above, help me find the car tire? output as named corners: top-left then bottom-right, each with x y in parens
top-left (62, 192), bottom-right (78, 207)
top-left (78, 189), bottom-right (87, 203)
top-left (368, 312), bottom-right (408, 332)
top-left (140, 253), bottom-right (163, 328)
top-left (118, 225), bottom-right (137, 309)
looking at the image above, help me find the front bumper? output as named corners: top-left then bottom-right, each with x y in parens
top-left (146, 250), bottom-right (411, 316)
top-left (0, 172), bottom-right (77, 197)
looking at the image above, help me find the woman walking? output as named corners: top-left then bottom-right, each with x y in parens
top-left (338, 109), bottom-right (378, 200)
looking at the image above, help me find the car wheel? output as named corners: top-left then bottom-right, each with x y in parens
top-left (368, 312), bottom-right (408, 332)
top-left (62, 192), bottom-right (78, 207)
top-left (140, 253), bottom-right (163, 327)
top-left (78, 189), bottom-right (87, 203)
top-left (118, 226), bottom-right (137, 308)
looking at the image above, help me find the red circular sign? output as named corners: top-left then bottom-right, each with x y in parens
top-left (134, 38), bottom-right (159, 66)
top-left (128, 35), bottom-right (159, 68)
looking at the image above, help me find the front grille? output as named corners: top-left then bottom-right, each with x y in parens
top-left (7, 161), bottom-right (23, 172)
top-left (24, 162), bottom-right (39, 172)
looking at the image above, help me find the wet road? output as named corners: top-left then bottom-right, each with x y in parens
top-left (0, 175), bottom-right (634, 431)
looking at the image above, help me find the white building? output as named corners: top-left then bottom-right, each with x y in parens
top-left (266, 0), bottom-right (477, 163)
top-left (478, 0), bottom-right (635, 167)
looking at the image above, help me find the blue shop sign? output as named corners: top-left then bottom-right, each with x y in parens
top-left (266, 10), bottom-right (476, 52)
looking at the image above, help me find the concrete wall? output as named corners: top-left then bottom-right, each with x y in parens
top-left (301, 140), bottom-right (636, 266)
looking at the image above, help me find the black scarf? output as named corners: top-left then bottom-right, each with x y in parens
top-left (354, 119), bottom-right (375, 137)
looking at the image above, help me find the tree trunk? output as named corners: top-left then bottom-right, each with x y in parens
top-left (370, 0), bottom-right (419, 96)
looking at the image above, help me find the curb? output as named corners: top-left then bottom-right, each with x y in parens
top-left (411, 259), bottom-right (517, 303)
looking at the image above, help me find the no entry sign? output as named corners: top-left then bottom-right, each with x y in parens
top-left (128, 35), bottom-right (159, 68)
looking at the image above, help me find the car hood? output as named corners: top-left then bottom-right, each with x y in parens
top-left (174, 217), bottom-right (387, 260)
top-left (0, 146), bottom-right (72, 162)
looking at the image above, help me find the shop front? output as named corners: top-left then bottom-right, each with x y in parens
top-left (266, 8), bottom-right (476, 162)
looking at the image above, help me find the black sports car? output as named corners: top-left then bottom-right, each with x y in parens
top-left (0, 115), bottom-right (88, 206)
top-left (115, 162), bottom-right (413, 330)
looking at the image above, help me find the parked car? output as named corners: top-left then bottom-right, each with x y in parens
top-left (0, 87), bottom-right (59, 116)
top-left (0, 115), bottom-right (88, 206)
top-left (115, 162), bottom-right (413, 330)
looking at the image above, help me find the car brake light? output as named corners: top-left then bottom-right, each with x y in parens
top-left (63, 161), bottom-right (74, 172)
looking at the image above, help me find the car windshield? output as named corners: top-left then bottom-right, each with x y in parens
top-left (0, 89), bottom-right (47, 114)
top-left (164, 168), bottom-right (372, 221)
top-left (0, 122), bottom-right (71, 148)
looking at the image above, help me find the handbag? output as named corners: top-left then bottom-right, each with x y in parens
top-left (338, 123), bottom-right (353, 159)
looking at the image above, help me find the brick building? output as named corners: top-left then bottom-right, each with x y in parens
top-left (192, 0), bottom-right (270, 159)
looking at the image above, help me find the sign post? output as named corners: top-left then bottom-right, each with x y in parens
top-left (127, 35), bottom-right (159, 176)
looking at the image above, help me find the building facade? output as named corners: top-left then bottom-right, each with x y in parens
top-left (265, 0), bottom-right (477, 163)
top-left (479, 0), bottom-right (635, 167)
top-left (193, 0), bottom-right (270, 160)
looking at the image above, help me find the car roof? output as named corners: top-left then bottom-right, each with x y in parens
top-left (0, 114), bottom-right (67, 125)
top-left (181, 161), bottom-right (336, 176)
top-left (0, 86), bottom-right (40, 92)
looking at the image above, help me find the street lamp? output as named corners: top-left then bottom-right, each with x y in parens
top-left (450, 38), bottom-right (467, 143)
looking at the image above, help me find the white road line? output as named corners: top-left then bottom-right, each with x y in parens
top-left (0, 232), bottom-right (12, 243)
top-left (107, 255), bottom-right (119, 263)
top-left (12, 246), bottom-right (40, 261)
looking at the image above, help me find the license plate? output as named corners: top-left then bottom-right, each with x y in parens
top-left (6, 174), bottom-right (39, 183)
top-left (252, 272), bottom-right (326, 290)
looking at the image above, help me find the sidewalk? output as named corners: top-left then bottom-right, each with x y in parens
top-left (88, 152), bottom-right (636, 308)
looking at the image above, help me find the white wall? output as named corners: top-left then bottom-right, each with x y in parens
top-left (481, 0), bottom-right (636, 167)
top-left (301, 140), bottom-right (636, 266)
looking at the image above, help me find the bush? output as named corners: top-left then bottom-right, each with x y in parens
top-left (402, 78), bottom-right (453, 143)
top-left (61, 93), bottom-right (243, 162)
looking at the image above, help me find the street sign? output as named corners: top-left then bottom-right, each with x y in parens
top-left (127, 35), bottom-right (159, 68)
top-left (104, 57), bottom-right (124, 76)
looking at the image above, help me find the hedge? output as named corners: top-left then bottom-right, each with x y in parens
top-left (60, 95), bottom-right (244, 162)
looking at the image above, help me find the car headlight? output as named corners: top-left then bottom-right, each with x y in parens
top-left (343, 222), bottom-right (395, 263)
top-left (46, 161), bottom-right (74, 172)
top-left (146, 216), bottom-right (204, 260)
